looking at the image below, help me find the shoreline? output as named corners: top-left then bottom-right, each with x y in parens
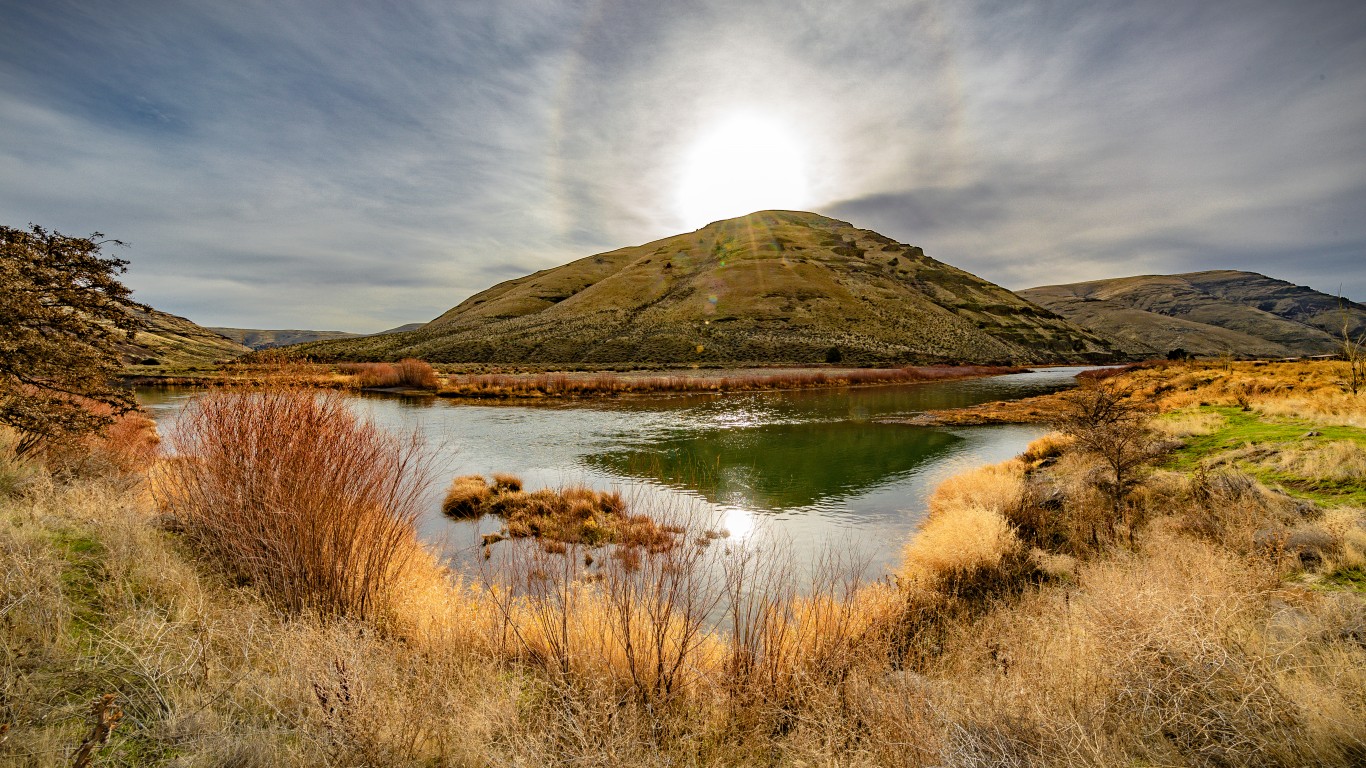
top-left (122, 362), bottom-right (1036, 400)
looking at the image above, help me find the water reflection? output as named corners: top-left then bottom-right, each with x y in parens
top-left (588, 422), bottom-right (960, 511)
top-left (137, 367), bottom-right (1094, 575)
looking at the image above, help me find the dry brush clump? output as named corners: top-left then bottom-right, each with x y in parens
top-left (155, 388), bottom-right (433, 621)
top-left (443, 473), bottom-right (683, 554)
top-left (344, 358), bottom-right (442, 390)
top-left (41, 406), bottom-right (161, 478)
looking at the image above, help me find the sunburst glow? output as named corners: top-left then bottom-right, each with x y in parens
top-left (676, 114), bottom-right (809, 228)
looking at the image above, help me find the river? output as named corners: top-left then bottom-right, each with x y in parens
top-left (138, 366), bottom-right (1090, 578)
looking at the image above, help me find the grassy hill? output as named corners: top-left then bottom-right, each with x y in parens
top-left (298, 211), bottom-right (1119, 365)
top-left (122, 310), bottom-right (252, 367)
top-left (1021, 270), bottom-right (1366, 358)
top-left (209, 328), bottom-right (365, 350)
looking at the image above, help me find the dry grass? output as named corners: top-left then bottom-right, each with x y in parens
top-left (154, 388), bottom-right (433, 621)
top-left (1127, 360), bottom-right (1366, 427)
top-left (136, 361), bottom-right (1025, 401)
top-left (441, 473), bottom-right (492, 518)
top-left (900, 503), bottom-right (1022, 586)
top-left (1264, 440), bottom-right (1366, 483)
top-left (444, 474), bottom-right (682, 555)
top-left (439, 364), bottom-right (1024, 399)
top-left (1155, 407), bottom-right (1229, 437)
top-left (6, 359), bottom-right (1366, 766)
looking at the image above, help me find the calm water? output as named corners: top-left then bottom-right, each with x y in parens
top-left (138, 367), bottom-right (1091, 577)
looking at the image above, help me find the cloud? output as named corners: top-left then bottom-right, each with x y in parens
top-left (1, 0), bottom-right (1363, 332)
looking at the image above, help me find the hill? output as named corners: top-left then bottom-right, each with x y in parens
top-left (123, 310), bottom-right (252, 366)
top-left (209, 328), bottom-right (364, 350)
top-left (1020, 270), bottom-right (1366, 359)
top-left (297, 211), bottom-right (1119, 365)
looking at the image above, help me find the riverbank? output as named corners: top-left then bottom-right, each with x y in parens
top-left (122, 361), bottom-right (1030, 400)
top-left (6, 359), bottom-right (1365, 765)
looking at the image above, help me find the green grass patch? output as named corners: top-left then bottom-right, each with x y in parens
top-left (1319, 566), bottom-right (1366, 594)
top-left (50, 529), bottom-right (107, 632)
top-left (1163, 406), bottom-right (1366, 507)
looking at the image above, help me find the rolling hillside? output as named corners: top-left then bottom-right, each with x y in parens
top-left (298, 210), bottom-right (1120, 365)
top-left (1021, 271), bottom-right (1366, 358)
top-left (122, 310), bottom-right (252, 367)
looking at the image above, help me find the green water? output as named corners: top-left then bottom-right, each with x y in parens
top-left (139, 366), bottom-right (1093, 575)
top-left (589, 421), bottom-right (961, 511)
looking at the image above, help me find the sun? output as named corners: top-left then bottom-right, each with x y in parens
top-left (676, 114), bottom-right (809, 228)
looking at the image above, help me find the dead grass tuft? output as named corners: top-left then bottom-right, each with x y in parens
top-left (441, 474), bottom-right (492, 518)
top-left (1266, 440), bottom-right (1366, 483)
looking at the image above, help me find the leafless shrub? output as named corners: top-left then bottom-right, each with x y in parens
top-left (394, 358), bottom-right (440, 390)
top-left (156, 388), bottom-right (432, 620)
top-left (1051, 382), bottom-right (1162, 545)
top-left (351, 363), bottom-right (401, 388)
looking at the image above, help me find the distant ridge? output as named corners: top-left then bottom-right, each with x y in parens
top-left (211, 323), bottom-right (428, 350)
top-left (296, 210), bottom-right (1119, 365)
top-left (1021, 270), bottom-right (1366, 358)
top-left (210, 328), bottom-right (364, 350)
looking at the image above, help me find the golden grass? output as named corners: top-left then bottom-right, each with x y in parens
top-left (440, 474), bottom-right (492, 518)
top-left (1124, 360), bottom-right (1366, 426)
top-left (1265, 440), bottom-right (1366, 483)
top-left (444, 475), bottom-right (683, 555)
top-left (900, 502), bottom-right (1021, 586)
top-left (6, 359), bottom-right (1366, 765)
top-left (1154, 407), bottom-right (1228, 437)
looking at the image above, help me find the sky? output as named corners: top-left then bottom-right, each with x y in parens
top-left (2, 0), bottom-right (1364, 332)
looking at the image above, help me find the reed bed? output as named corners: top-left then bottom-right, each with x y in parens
top-left (342, 358), bottom-right (441, 390)
top-left (440, 364), bottom-right (1022, 398)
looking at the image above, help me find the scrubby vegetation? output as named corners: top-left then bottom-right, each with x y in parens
top-left (153, 389), bottom-right (433, 620)
top-left (129, 360), bottom-right (1026, 398)
top-left (3, 360), bottom-right (1365, 766)
top-left (438, 364), bottom-right (1021, 398)
top-left (443, 474), bottom-right (685, 555)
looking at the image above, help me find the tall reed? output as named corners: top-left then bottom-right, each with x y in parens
top-left (442, 365), bottom-right (1019, 398)
top-left (156, 389), bottom-right (432, 620)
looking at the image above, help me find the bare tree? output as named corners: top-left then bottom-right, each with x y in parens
top-left (1339, 295), bottom-right (1366, 395)
top-left (1052, 382), bottom-right (1159, 544)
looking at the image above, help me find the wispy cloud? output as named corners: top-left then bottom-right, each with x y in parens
top-left (2, 0), bottom-right (1362, 331)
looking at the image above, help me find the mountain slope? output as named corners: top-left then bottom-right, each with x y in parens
top-left (1020, 270), bottom-right (1365, 358)
top-left (123, 310), bottom-right (252, 366)
top-left (299, 211), bottom-right (1119, 365)
top-left (209, 328), bottom-right (364, 350)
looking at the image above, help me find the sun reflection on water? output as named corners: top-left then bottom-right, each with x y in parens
top-left (721, 505), bottom-right (757, 541)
